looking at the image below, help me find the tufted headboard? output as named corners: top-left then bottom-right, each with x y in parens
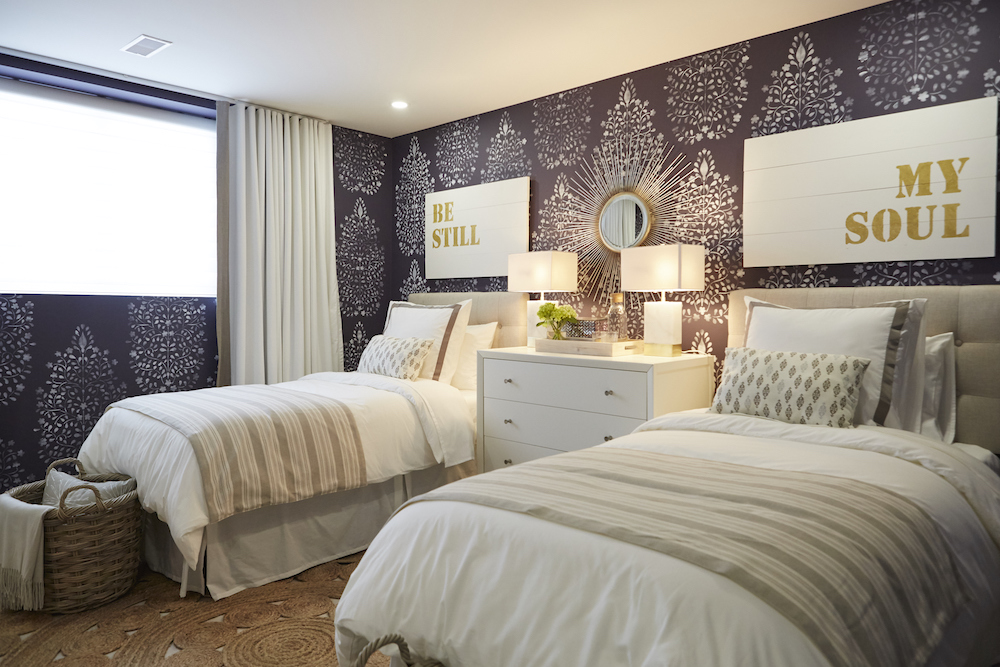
top-left (408, 292), bottom-right (528, 348)
top-left (729, 286), bottom-right (1000, 453)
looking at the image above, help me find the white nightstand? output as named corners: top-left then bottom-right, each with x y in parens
top-left (476, 347), bottom-right (715, 472)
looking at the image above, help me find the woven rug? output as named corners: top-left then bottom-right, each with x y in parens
top-left (0, 552), bottom-right (389, 667)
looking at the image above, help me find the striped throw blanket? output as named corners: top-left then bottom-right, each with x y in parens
top-left (112, 385), bottom-right (366, 523)
top-left (411, 447), bottom-right (965, 667)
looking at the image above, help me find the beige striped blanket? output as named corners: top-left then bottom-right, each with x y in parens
top-left (411, 447), bottom-right (965, 667)
top-left (111, 385), bottom-right (366, 523)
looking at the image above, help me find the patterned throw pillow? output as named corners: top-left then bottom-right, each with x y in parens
top-left (357, 335), bottom-right (435, 381)
top-left (712, 347), bottom-right (871, 428)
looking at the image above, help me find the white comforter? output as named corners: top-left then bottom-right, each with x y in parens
top-left (335, 412), bottom-right (1000, 667)
top-left (79, 372), bottom-right (474, 571)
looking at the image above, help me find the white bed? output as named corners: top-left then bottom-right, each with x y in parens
top-left (334, 286), bottom-right (1000, 667)
top-left (78, 291), bottom-right (528, 599)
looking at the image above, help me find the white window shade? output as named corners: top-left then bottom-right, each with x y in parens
top-left (0, 77), bottom-right (216, 296)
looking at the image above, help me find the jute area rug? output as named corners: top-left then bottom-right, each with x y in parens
top-left (0, 552), bottom-right (389, 667)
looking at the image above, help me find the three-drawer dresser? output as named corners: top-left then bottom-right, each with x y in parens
top-left (476, 347), bottom-right (715, 472)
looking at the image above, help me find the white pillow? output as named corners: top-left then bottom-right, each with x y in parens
top-left (42, 469), bottom-right (135, 508)
top-left (744, 296), bottom-right (926, 431)
top-left (357, 335), bottom-right (435, 381)
top-left (451, 322), bottom-right (499, 391)
top-left (383, 300), bottom-right (471, 384)
top-left (745, 300), bottom-right (910, 426)
top-left (921, 332), bottom-right (957, 444)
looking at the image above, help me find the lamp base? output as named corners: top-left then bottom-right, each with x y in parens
top-left (526, 299), bottom-right (557, 348)
top-left (643, 343), bottom-right (683, 357)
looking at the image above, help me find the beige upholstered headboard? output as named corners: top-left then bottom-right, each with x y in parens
top-left (728, 287), bottom-right (1000, 453)
top-left (408, 292), bottom-right (529, 348)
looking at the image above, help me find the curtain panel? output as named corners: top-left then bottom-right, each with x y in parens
top-left (227, 103), bottom-right (343, 385)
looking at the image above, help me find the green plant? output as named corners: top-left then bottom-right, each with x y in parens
top-left (536, 303), bottom-right (578, 340)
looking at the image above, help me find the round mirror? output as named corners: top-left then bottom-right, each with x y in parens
top-left (598, 193), bottom-right (651, 251)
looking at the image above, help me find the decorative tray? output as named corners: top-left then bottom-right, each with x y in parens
top-left (534, 338), bottom-right (644, 357)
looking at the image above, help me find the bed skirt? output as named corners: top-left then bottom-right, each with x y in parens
top-left (144, 464), bottom-right (454, 599)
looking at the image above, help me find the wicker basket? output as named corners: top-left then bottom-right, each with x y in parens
top-left (4, 458), bottom-right (142, 614)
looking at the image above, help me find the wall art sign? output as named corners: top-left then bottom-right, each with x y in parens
top-left (424, 176), bottom-right (529, 279)
top-left (742, 96), bottom-right (997, 267)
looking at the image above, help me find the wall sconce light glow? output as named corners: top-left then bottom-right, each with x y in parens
top-left (391, 101), bottom-right (408, 109)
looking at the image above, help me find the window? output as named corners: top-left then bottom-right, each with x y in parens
top-left (0, 77), bottom-right (216, 296)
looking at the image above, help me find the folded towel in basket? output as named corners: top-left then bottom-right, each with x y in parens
top-left (0, 492), bottom-right (50, 611)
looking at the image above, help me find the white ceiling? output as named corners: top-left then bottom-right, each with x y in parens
top-left (0, 0), bottom-right (887, 138)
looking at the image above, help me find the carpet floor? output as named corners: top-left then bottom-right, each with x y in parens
top-left (0, 551), bottom-right (388, 667)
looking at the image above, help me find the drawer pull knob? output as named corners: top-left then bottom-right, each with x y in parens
top-left (504, 459), bottom-right (513, 465)
top-left (503, 419), bottom-right (513, 424)
top-left (605, 389), bottom-right (614, 396)
top-left (503, 378), bottom-right (513, 384)
top-left (604, 435), bottom-right (613, 442)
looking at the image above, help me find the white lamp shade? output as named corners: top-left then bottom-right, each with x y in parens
top-left (507, 251), bottom-right (578, 293)
top-left (620, 244), bottom-right (705, 292)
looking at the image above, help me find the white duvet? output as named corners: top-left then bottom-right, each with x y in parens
top-left (79, 372), bottom-right (474, 571)
top-left (335, 412), bottom-right (1000, 667)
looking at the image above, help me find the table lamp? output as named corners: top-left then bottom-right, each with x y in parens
top-left (508, 251), bottom-right (578, 347)
top-left (620, 244), bottom-right (705, 356)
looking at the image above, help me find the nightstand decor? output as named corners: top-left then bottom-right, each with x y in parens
top-left (621, 244), bottom-right (705, 357)
top-left (507, 251), bottom-right (578, 347)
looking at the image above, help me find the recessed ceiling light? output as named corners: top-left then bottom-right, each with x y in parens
top-left (391, 101), bottom-right (408, 110)
top-left (121, 34), bottom-right (172, 58)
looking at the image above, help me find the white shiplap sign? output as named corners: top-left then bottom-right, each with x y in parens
top-left (424, 176), bottom-right (529, 279)
top-left (743, 97), bottom-right (997, 267)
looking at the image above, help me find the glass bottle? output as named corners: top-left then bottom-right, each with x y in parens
top-left (607, 292), bottom-right (627, 342)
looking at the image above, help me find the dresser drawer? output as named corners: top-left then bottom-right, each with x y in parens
top-left (483, 437), bottom-right (562, 472)
top-left (483, 359), bottom-right (648, 419)
top-left (483, 398), bottom-right (644, 451)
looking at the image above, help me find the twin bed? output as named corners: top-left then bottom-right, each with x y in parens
top-left (78, 291), bottom-right (528, 599)
top-left (333, 286), bottom-right (1000, 667)
top-left (78, 285), bottom-right (1000, 667)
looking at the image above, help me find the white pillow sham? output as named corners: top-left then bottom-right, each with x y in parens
top-left (357, 335), bottom-right (435, 381)
top-left (712, 347), bottom-right (870, 428)
top-left (42, 469), bottom-right (135, 508)
top-left (745, 297), bottom-right (927, 433)
top-left (922, 332), bottom-right (957, 444)
top-left (383, 300), bottom-right (471, 384)
top-left (451, 322), bottom-right (500, 391)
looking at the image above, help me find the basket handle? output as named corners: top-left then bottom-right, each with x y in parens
top-left (47, 458), bottom-right (88, 476)
top-left (58, 484), bottom-right (106, 513)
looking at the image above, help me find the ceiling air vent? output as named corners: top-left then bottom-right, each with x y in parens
top-left (121, 35), bottom-right (172, 58)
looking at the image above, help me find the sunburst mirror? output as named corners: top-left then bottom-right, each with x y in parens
top-left (562, 136), bottom-right (694, 298)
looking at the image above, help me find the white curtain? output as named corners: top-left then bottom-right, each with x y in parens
top-left (229, 103), bottom-right (343, 385)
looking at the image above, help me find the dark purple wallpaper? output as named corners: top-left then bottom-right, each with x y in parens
top-left (0, 295), bottom-right (218, 489)
top-left (374, 0), bottom-right (1000, 382)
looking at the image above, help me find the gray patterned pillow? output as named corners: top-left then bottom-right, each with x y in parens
top-left (712, 347), bottom-right (871, 428)
top-left (357, 335), bottom-right (435, 381)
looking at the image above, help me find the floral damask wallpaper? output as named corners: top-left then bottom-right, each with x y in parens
top-left (384, 0), bottom-right (1000, 380)
top-left (0, 296), bottom-right (218, 489)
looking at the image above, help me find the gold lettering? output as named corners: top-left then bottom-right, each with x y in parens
top-left (432, 203), bottom-right (444, 224)
top-left (845, 212), bottom-right (868, 244)
top-left (872, 209), bottom-right (901, 242)
top-left (937, 158), bottom-right (970, 194)
top-left (432, 229), bottom-right (441, 248)
top-left (459, 226), bottom-right (468, 246)
top-left (444, 202), bottom-right (455, 222)
top-left (896, 162), bottom-right (933, 198)
top-left (941, 203), bottom-right (968, 238)
top-left (470, 224), bottom-right (481, 245)
top-left (442, 227), bottom-right (450, 247)
top-left (453, 227), bottom-right (460, 248)
top-left (905, 206), bottom-right (935, 241)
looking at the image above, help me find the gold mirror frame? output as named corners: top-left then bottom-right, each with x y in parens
top-left (561, 137), bottom-right (694, 298)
